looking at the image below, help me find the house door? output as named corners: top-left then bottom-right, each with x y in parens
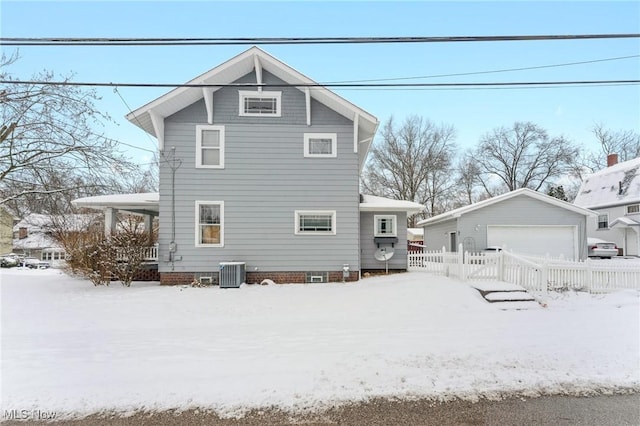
top-left (449, 232), bottom-right (457, 252)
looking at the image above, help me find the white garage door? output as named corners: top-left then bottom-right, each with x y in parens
top-left (487, 225), bottom-right (577, 260)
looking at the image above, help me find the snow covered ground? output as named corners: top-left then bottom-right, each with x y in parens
top-left (1, 268), bottom-right (638, 420)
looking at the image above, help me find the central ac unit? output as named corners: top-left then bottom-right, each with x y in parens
top-left (219, 262), bottom-right (246, 288)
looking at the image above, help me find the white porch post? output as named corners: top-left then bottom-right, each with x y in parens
top-left (144, 214), bottom-right (154, 245)
top-left (104, 207), bottom-right (118, 238)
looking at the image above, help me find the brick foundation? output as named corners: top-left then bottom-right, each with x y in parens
top-left (160, 270), bottom-right (360, 285)
top-left (160, 272), bottom-right (195, 285)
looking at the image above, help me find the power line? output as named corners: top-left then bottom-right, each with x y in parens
top-left (331, 55), bottom-right (640, 84)
top-left (1, 34), bottom-right (638, 46)
top-left (1, 80), bottom-right (638, 89)
top-left (113, 87), bottom-right (158, 150)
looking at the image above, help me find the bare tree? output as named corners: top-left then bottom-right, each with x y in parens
top-left (361, 115), bottom-right (457, 224)
top-left (475, 121), bottom-right (579, 196)
top-left (455, 150), bottom-right (482, 205)
top-left (573, 123), bottom-right (640, 178)
top-left (0, 52), bottom-right (152, 215)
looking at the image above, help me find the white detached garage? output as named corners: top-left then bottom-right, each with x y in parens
top-left (418, 189), bottom-right (597, 260)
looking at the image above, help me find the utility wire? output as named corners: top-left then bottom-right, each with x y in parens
top-left (1, 80), bottom-right (638, 89)
top-left (1, 34), bottom-right (639, 46)
top-left (330, 55), bottom-right (640, 84)
top-left (113, 87), bottom-right (158, 149)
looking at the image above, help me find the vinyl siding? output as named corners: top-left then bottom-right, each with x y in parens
top-left (423, 219), bottom-right (457, 252)
top-left (423, 196), bottom-right (589, 258)
top-left (158, 70), bottom-right (360, 274)
top-left (360, 211), bottom-right (408, 270)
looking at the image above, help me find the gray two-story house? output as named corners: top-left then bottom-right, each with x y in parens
top-left (121, 47), bottom-right (423, 284)
top-left (574, 154), bottom-right (640, 256)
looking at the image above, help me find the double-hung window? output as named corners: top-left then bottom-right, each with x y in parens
top-left (304, 133), bottom-right (337, 158)
top-left (196, 201), bottom-right (224, 247)
top-left (597, 214), bottom-right (609, 229)
top-left (295, 211), bottom-right (336, 235)
top-left (374, 215), bottom-right (397, 237)
top-left (196, 125), bottom-right (224, 168)
top-left (239, 91), bottom-right (281, 117)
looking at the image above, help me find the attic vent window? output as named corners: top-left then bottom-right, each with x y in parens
top-left (239, 91), bottom-right (281, 117)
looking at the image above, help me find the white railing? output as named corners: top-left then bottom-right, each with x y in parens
top-left (115, 245), bottom-right (158, 262)
top-left (409, 245), bottom-right (640, 300)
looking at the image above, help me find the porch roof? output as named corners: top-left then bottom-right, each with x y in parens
top-left (610, 216), bottom-right (640, 228)
top-left (359, 195), bottom-right (424, 214)
top-left (72, 193), bottom-right (159, 216)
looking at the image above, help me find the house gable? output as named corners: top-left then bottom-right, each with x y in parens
top-left (127, 46), bottom-right (378, 171)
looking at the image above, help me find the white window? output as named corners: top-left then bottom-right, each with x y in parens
top-left (627, 204), bottom-right (639, 214)
top-left (374, 215), bottom-right (397, 237)
top-left (597, 214), bottom-right (609, 229)
top-left (304, 133), bottom-right (337, 158)
top-left (295, 211), bottom-right (336, 235)
top-left (195, 201), bottom-right (224, 247)
top-left (239, 91), bottom-right (281, 117)
top-left (196, 125), bottom-right (224, 168)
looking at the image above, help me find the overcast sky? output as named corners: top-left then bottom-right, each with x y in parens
top-left (2, 1), bottom-right (639, 165)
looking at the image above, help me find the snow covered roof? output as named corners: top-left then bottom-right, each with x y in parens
top-left (359, 195), bottom-right (425, 214)
top-left (418, 188), bottom-right (597, 226)
top-left (12, 213), bottom-right (97, 250)
top-left (407, 228), bottom-right (424, 240)
top-left (610, 216), bottom-right (640, 228)
top-left (573, 157), bottom-right (640, 209)
top-left (125, 46), bottom-right (379, 171)
top-left (72, 193), bottom-right (159, 215)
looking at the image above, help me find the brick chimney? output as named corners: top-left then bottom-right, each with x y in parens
top-left (607, 153), bottom-right (618, 167)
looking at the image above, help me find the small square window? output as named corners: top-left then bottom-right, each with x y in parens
top-left (239, 91), bottom-right (281, 117)
top-left (196, 125), bottom-right (225, 168)
top-left (295, 211), bottom-right (336, 235)
top-left (304, 133), bottom-right (337, 158)
top-left (374, 215), bottom-right (397, 237)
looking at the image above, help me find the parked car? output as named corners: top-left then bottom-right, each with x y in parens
top-left (587, 238), bottom-right (618, 259)
top-left (483, 246), bottom-right (503, 253)
top-left (22, 257), bottom-right (50, 269)
top-left (1, 253), bottom-right (20, 268)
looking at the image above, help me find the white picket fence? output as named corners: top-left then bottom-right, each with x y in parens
top-left (408, 246), bottom-right (640, 302)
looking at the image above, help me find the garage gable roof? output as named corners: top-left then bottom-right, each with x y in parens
top-left (417, 188), bottom-right (597, 226)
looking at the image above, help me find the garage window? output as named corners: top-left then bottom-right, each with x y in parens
top-left (627, 204), bottom-right (639, 214)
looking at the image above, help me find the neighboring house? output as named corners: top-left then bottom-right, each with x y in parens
top-left (77, 47), bottom-right (423, 284)
top-left (573, 154), bottom-right (640, 256)
top-left (0, 207), bottom-right (16, 254)
top-left (417, 188), bottom-right (596, 260)
top-left (13, 214), bottom-right (67, 265)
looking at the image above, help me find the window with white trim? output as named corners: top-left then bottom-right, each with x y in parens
top-left (374, 215), bottom-right (397, 237)
top-left (597, 214), bottom-right (609, 229)
top-left (196, 125), bottom-right (224, 168)
top-left (196, 201), bottom-right (224, 247)
top-left (627, 204), bottom-right (639, 214)
top-left (295, 211), bottom-right (336, 235)
top-left (239, 91), bottom-right (281, 117)
top-left (304, 133), bottom-right (337, 158)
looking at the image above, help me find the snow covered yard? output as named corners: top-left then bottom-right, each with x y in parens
top-left (1, 268), bottom-right (638, 420)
